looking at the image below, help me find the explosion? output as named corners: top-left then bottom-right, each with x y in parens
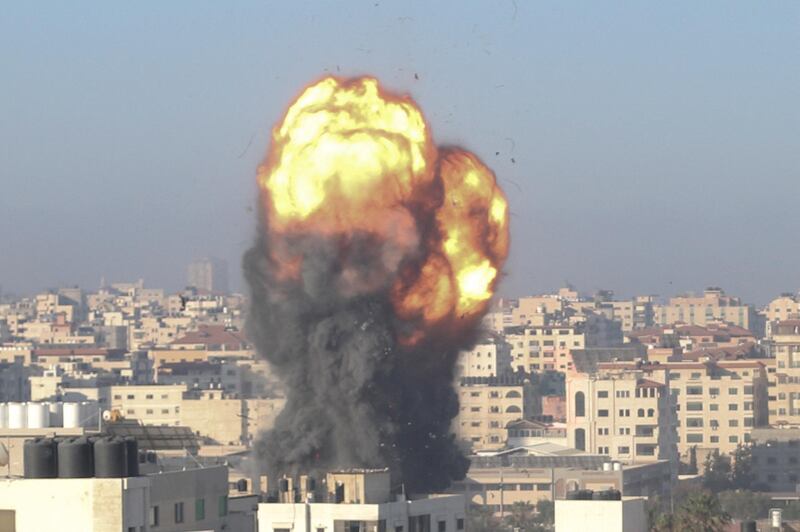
top-left (245, 76), bottom-right (509, 492)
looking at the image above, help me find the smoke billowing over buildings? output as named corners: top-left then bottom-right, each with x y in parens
top-left (243, 76), bottom-right (509, 493)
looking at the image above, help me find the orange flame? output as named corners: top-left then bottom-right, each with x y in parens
top-left (258, 77), bottom-right (509, 342)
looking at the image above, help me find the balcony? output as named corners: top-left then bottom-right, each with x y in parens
top-left (635, 425), bottom-right (656, 438)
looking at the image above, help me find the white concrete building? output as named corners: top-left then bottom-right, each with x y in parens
top-left (555, 496), bottom-right (647, 532)
top-left (0, 465), bottom-right (230, 532)
top-left (257, 470), bottom-right (466, 532)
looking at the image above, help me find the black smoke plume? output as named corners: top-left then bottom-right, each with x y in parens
top-left (243, 218), bottom-right (478, 493)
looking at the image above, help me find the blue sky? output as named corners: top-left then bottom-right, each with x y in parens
top-left (1, 1), bottom-right (798, 304)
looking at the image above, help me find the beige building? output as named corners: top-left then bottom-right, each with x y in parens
top-left (456, 338), bottom-right (512, 378)
top-left (505, 324), bottom-right (586, 373)
top-left (455, 376), bottom-right (539, 451)
top-left (765, 294), bottom-right (800, 324)
top-left (653, 287), bottom-right (756, 330)
top-left (768, 320), bottom-right (800, 426)
top-left (566, 369), bottom-right (678, 466)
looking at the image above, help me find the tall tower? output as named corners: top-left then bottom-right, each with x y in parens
top-left (187, 257), bottom-right (229, 293)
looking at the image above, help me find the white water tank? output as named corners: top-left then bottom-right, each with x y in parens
top-left (62, 402), bottom-right (81, 428)
top-left (0, 403), bottom-right (7, 429)
top-left (26, 402), bottom-right (50, 428)
top-left (602, 462), bottom-right (613, 472)
top-left (612, 462), bottom-right (622, 471)
top-left (48, 402), bottom-right (63, 427)
top-left (7, 402), bottom-right (27, 429)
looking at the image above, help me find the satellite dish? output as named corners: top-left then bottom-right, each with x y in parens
top-left (102, 410), bottom-right (112, 421)
top-left (0, 443), bottom-right (9, 467)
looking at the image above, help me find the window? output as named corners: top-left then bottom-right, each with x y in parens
top-left (161, 409), bottom-right (169, 414)
top-left (729, 404), bottom-right (738, 411)
top-left (709, 387), bottom-right (720, 396)
top-left (686, 418), bottom-right (704, 428)
top-left (575, 428), bottom-right (586, 451)
top-left (710, 404), bottom-right (719, 411)
top-left (728, 420), bottom-right (739, 427)
top-left (598, 391), bottom-right (608, 398)
top-left (574, 392), bottom-right (585, 417)
top-left (729, 435), bottom-right (739, 443)
top-left (690, 372), bottom-right (702, 380)
top-left (195, 498), bottom-right (205, 521)
top-left (146, 409), bottom-right (154, 415)
top-left (438, 521), bottom-right (446, 532)
top-left (597, 428), bottom-right (609, 435)
top-left (598, 446), bottom-right (609, 454)
top-left (619, 427), bottom-right (630, 435)
top-left (710, 436), bottom-right (719, 443)
top-left (687, 434), bottom-right (703, 443)
top-left (470, 392), bottom-right (480, 397)
top-left (686, 402), bottom-right (703, 411)
top-left (218, 495), bottom-right (228, 517)
top-left (598, 409), bottom-right (609, 417)
top-left (150, 506), bottom-right (159, 527)
top-left (519, 483), bottom-right (534, 490)
top-left (618, 446), bottom-right (630, 454)
top-left (728, 388), bottom-right (738, 395)
top-left (146, 394), bottom-right (154, 399)
top-left (457, 519), bottom-right (464, 531)
top-left (637, 408), bottom-right (645, 417)
top-left (744, 385), bottom-right (753, 395)
top-left (647, 408), bottom-right (654, 417)
top-left (174, 502), bottom-right (184, 524)
top-left (535, 483), bottom-right (551, 490)
top-left (744, 417), bottom-right (754, 427)
top-left (619, 409), bottom-right (630, 417)
top-left (687, 386), bottom-right (703, 395)
top-left (113, 394), bottom-right (122, 400)
top-left (127, 394), bottom-right (135, 400)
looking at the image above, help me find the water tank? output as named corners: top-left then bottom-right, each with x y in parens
top-left (48, 402), bottom-right (63, 427)
top-left (0, 403), bottom-right (7, 429)
top-left (124, 437), bottom-right (139, 477)
top-left (7, 402), bottom-right (27, 429)
top-left (23, 438), bottom-right (58, 478)
top-left (58, 437), bottom-right (94, 478)
top-left (576, 489), bottom-right (594, 500)
top-left (62, 402), bottom-right (82, 428)
top-left (94, 436), bottom-right (127, 478)
top-left (602, 462), bottom-right (612, 472)
top-left (612, 462), bottom-right (622, 471)
top-left (26, 402), bottom-right (50, 429)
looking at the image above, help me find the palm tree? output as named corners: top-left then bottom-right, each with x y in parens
top-left (674, 491), bottom-right (731, 532)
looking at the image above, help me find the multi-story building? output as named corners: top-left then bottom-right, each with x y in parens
top-left (188, 257), bottom-right (229, 294)
top-left (765, 294), bottom-right (800, 324)
top-left (457, 337), bottom-right (512, 378)
top-left (750, 427), bottom-right (800, 491)
top-left (768, 320), bottom-right (800, 426)
top-left (505, 324), bottom-right (586, 373)
top-left (566, 369), bottom-right (678, 466)
top-left (455, 376), bottom-right (539, 451)
top-left (653, 287), bottom-right (756, 331)
top-left (257, 470), bottom-right (465, 532)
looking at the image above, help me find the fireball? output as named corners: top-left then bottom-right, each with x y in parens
top-left (257, 76), bottom-right (509, 342)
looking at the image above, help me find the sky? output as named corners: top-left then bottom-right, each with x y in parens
top-left (0, 1), bottom-right (797, 305)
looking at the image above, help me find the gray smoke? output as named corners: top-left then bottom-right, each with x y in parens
top-left (243, 211), bottom-right (485, 493)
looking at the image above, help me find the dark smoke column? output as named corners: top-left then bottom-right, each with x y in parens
top-left (244, 77), bottom-right (509, 493)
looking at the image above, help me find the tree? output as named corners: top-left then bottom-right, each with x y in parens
top-left (504, 501), bottom-right (539, 531)
top-left (718, 490), bottom-right (771, 521)
top-left (466, 503), bottom-right (500, 532)
top-left (730, 444), bottom-right (755, 489)
top-left (534, 500), bottom-right (554, 528)
top-left (674, 491), bottom-right (731, 532)
top-left (688, 445), bottom-right (699, 475)
top-left (702, 450), bottom-right (733, 492)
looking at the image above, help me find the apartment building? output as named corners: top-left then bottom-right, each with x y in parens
top-left (505, 324), bottom-right (585, 373)
top-left (750, 427), bottom-right (800, 491)
top-left (566, 370), bottom-right (678, 466)
top-left (765, 294), bottom-right (800, 324)
top-left (653, 287), bottom-right (756, 331)
top-left (457, 338), bottom-right (512, 378)
top-left (768, 320), bottom-right (800, 426)
top-left (455, 376), bottom-right (539, 451)
top-left (667, 360), bottom-right (768, 459)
